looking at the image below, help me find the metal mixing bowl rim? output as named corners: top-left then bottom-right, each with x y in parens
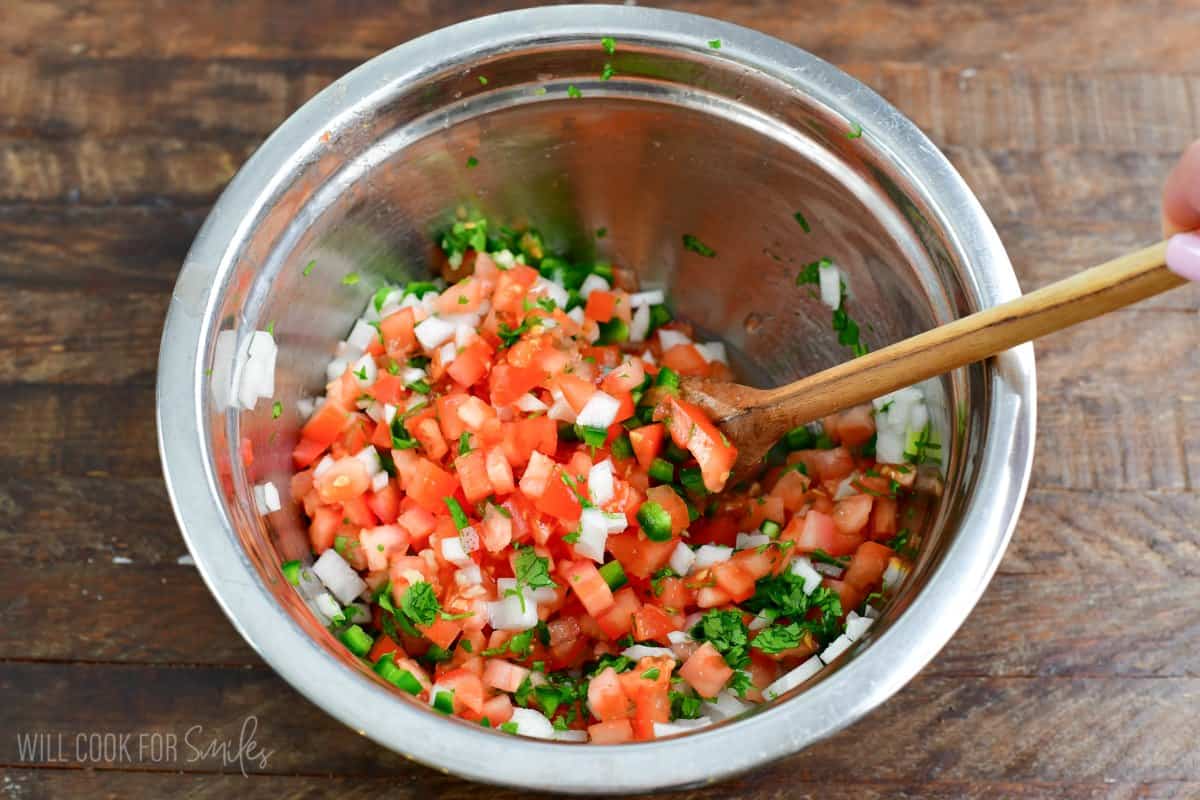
top-left (157, 5), bottom-right (1035, 793)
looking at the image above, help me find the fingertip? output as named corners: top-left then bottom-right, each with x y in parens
top-left (1166, 232), bottom-right (1200, 282)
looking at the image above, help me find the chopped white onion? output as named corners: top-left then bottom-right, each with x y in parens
top-left (735, 532), bottom-right (771, 550)
top-left (819, 633), bottom-right (854, 664)
top-left (347, 319), bottom-right (378, 351)
top-left (414, 316), bottom-right (456, 350)
top-left (702, 691), bottom-right (751, 721)
top-left (788, 557), bottom-right (823, 595)
top-left (863, 604), bottom-right (881, 619)
top-left (210, 329), bottom-right (237, 409)
top-left (621, 645), bottom-right (675, 661)
top-left (567, 306), bottom-right (586, 326)
top-left (313, 455), bottom-right (335, 479)
top-left (578, 273), bottom-right (611, 298)
top-left (325, 357), bottom-right (349, 382)
top-left (292, 564), bottom-right (325, 601)
top-left (844, 611), bottom-right (874, 642)
top-left (296, 397), bottom-right (315, 419)
top-left (602, 513), bottom-right (628, 533)
top-left (454, 323), bottom-right (476, 349)
top-left (439, 341), bottom-right (457, 366)
top-left (400, 366), bottom-right (427, 385)
top-left (875, 431), bottom-right (906, 465)
top-left (657, 328), bottom-right (691, 351)
top-left (693, 545), bottom-right (733, 569)
top-left (666, 630), bottom-right (693, 646)
top-left (833, 473), bottom-right (860, 500)
top-left (252, 481), bottom-right (281, 514)
top-left (342, 602), bottom-right (372, 624)
top-left (310, 591), bottom-right (342, 625)
top-left (236, 330), bottom-right (277, 409)
top-left (748, 610), bottom-right (776, 631)
top-left (382, 403), bottom-right (397, 424)
top-left (629, 289), bottom-right (666, 308)
top-left (574, 509), bottom-right (610, 563)
top-left (455, 564), bottom-right (483, 587)
top-left (354, 445), bottom-right (382, 476)
top-left (629, 303), bottom-right (651, 343)
top-left (514, 393), bottom-right (548, 413)
top-left (669, 542), bottom-right (697, 576)
top-left (493, 249), bottom-right (517, 269)
top-left (440, 536), bottom-right (474, 567)
top-left (312, 549), bottom-right (368, 605)
top-left (694, 341), bottom-right (728, 364)
top-left (488, 591), bottom-right (537, 631)
top-left (370, 471), bottom-right (389, 492)
top-left (576, 391), bottom-right (620, 429)
top-left (587, 460), bottom-right (615, 506)
top-left (553, 728), bottom-right (589, 743)
top-left (764, 655), bottom-right (823, 700)
top-left (507, 708), bottom-right (556, 740)
top-left (818, 261), bottom-right (841, 309)
top-left (533, 277), bottom-right (570, 309)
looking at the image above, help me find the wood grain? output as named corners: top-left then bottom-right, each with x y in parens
top-left (2, 770), bottom-right (1196, 800)
top-left (4, 0), bottom-right (1200, 70)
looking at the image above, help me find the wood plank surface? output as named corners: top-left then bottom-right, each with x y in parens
top-left (2, 0), bottom-right (1198, 798)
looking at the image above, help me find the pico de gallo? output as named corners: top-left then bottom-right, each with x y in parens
top-left (280, 217), bottom-right (936, 743)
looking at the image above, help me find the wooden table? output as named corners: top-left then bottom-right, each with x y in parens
top-left (3, 1), bottom-right (1199, 797)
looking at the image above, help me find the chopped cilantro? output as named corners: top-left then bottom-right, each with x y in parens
top-left (690, 609), bottom-right (749, 670)
top-left (707, 39), bottom-right (722, 49)
top-left (682, 233), bottom-right (716, 257)
top-left (601, 62), bottom-right (615, 81)
top-left (567, 84), bottom-right (583, 99)
top-left (751, 622), bottom-right (806, 654)
top-left (642, 667), bottom-right (661, 680)
top-left (846, 121), bottom-right (863, 139)
top-left (302, 259), bottom-right (315, 276)
top-left (444, 497), bottom-right (469, 531)
top-left (466, 155), bottom-right (479, 168)
top-left (271, 400), bottom-right (282, 419)
top-left (399, 581), bottom-right (441, 628)
top-left (601, 36), bottom-right (616, 55)
top-left (478, 75), bottom-right (489, 85)
top-left (793, 210), bottom-right (811, 233)
top-left (341, 272), bottom-right (360, 286)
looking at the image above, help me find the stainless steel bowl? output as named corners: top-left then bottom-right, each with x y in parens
top-left (157, 6), bottom-right (1035, 793)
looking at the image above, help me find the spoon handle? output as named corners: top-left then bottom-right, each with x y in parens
top-left (754, 240), bottom-right (1180, 423)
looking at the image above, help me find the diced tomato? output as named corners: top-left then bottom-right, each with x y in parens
top-left (365, 482), bottom-right (400, 524)
top-left (368, 634), bottom-right (401, 662)
top-left (482, 659), bottom-right (530, 693)
top-left (397, 506), bottom-right (437, 544)
top-left (379, 307), bottom-right (416, 355)
top-left (405, 458), bottom-right (460, 514)
top-left (844, 541), bottom-right (894, 592)
top-left (655, 397), bottom-right (735, 493)
top-left (833, 493), bottom-right (874, 535)
top-left (455, 449), bottom-right (493, 503)
top-left (491, 265), bottom-right (539, 313)
top-left (437, 278), bottom-right (484, 314)
top-left (292, 436), bottom-right (327, 468)
top-left (436, 667), bottom-right (484, 715)
top-left (688, 513), bottom-right (739, 547)
top-left (481, 694), bottom-right (514, 725)
top-left (600, 359), bottom-right (645, 395)
top-left (783, 509), bottom-right (863, 556)
top-left (370, 420), bottom-right (393, 450)
top-left (595, 587), bottom-right (641, 640)
top-left (660, 344), bottom-right (710, 377)
top-left (604, 532), bottom-right (676, 579)
top-left (870, 496), bottom-right (898, 539)
top-left (628, 423), bottom-right (665, 469)
top-left (555, 373), bottom-right (597, 414)
top-left (588, 667), bottom-right (633, 721)
top-left (447, 339), bottom-right (493, 388)
top-left (309, 506), bottom-right (341, 553)
top-left (653, 576), bottom-right (693, 613)
top-left (631, 605), bottom-right (678, 644)
top-left (584, 290), bottom-right (617, 322)
top-left (314, 457), bottom-right (370, 503)
top-left (825, 578), bottom-right (864, 614)
top-left (502, 416), bottom-right (557, 467)
top-left (561, 560), bottom-right (615, 618)
top-left (588, 719), bottom-right (634, 744)
top-left (678, 641), bottom-right (733, 698)
top-left (768, 468), bottom-right (811, 512)
top-left (534, 467), bottom-right (582, 523)
top-left (301, 403), bottom-right (350, 448)
top-left (489, 363), bottom-right (546, 407)
top-left (712, 560), bottom-right (756, 602)
top-left (789, 447), bottom-right (856, 482)
top-left (369, 373), bottom-right (405, 405)
top-left (836, 405), bottom-right (876, 447)
top-left (340, 494), bottom-right (377, 528)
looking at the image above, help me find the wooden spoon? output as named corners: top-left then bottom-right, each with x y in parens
top-left (681, 240), bottom-right (1182, 482)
